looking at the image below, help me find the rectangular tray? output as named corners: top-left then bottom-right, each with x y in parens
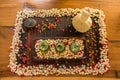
top-left (9, 8), bottom-right (110, 76)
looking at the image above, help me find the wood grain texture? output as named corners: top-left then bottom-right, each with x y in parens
top-left (1, 77), bottom-right (120, 80)
top-left (0, 0), bottom-right (120, 79)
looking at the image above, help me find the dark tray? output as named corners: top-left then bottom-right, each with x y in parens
top-left (18, 16), bottom-right (100, 67)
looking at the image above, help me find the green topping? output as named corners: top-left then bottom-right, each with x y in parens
top-left (86, 40), bottom-right (89, 42)
top-left (24, 18), bottom-right (37, 28)
top-left (39, 41), bottom-right (49, 52)
top-left (55, 42), bottom-right (65, 53)
top-left (95, 50), bottom-right (98, 53)
top-left (69, 43), bottom-right (80, 53)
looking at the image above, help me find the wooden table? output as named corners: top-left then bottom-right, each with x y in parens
top-left (0, 0), bottom-right (120, 80)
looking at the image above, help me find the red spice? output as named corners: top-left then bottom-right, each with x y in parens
top-left (102, 43), bottom-right (107, 46)
top-left (52, 64), bottom-right (55, 68)
top-left (19, 29), bottom-right (22, 32)
top-left (35, 25), bottom-right (39, 29)
top-left (28, 67), bottom-right (31, 70)
top-left (20, 74), bottom-right (25, 77)
top-left (34, 40), bottom-right (38, 45)
top-left (20, 64), bottom-right (26, 67)
top-left (90, 41), bottom-right (93, 46)
top-left (47, 23), bottom-right (52, 29)
top-left (68, 54), bottom-right (72, 57)
top-left (96, 66), bottom-right (100, 69)
top-left (55, 15), bottom-right (58, 20)
top-left (104, 65), bottom-right (107, 69)
top-left (41, 57), bottom-right (44, 60)
top-left (92, 34), bottom-right (95, 38)
top-left (92, 23), bottom-right (95, 27)
top-left (67, 52), bottom-right (72, 57)
top-left (91, 56), bottom-right (94, 59)
top-left (24, 69), bottom-right (27, 73)
top-left (34, 63), bottom-right (39, 67)
top-left (8, 66), bottom-right (11, 72)
top-left (77, 52), bottom-right (81, 55)
top-left (22, 46), bottom-right (25, 49)
top-left (25, 37), bottom-right (27, 40)
top-left (52, 42), bottom-right (55, 46)
top-left (61, 29), bottom-right (64, 32)
top-left (27, 57), bottom-right (30, 61)
top-left (69, 30), bottom-right (72, 32)
top-left (97, 58), bottom-right (99, 60)
top-left (75, 65), bottom-right (79, 68)
top-left (89, 53), bottom-right (92, 57)
top-left (21, 57), bottom-right (27, 63)
top-left (59, 19), bottom-right (62, 22)
top-left (23, 18), bottom-right (26, 21)
top-left (92, 64), bottom-right (95, 69)
top-left (73, 39), bottom-right (75, 42)
top-left (105, 37), bottom-right (108, 40)
top-left (55, 60), bottom-right (58, 63)
top-left (52, 52), bottom-right (54, 55)
top-left (32, 74), bottom-right (35, 76)
top-left (81, 69), bottom-right (85, 72)
top-left (78, 50), bottom-right (82, 53)
top-left (92, 32), bottom-right (95, 35)
top-left (81, 60), bottom-right (84, 63)
top-left (42, 21), bottom-right (44, 25)
top-left (64, 41), bottom-right (68, 45)
top-left (17, 43), bottom-right (21, 47)
top-left (25, 44), bottom-right (28, 48)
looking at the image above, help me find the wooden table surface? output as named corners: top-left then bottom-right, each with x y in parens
top-left (0, 0), bottom-right (120, 80)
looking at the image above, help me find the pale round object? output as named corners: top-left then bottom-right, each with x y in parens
top-left (72, 13), bottom-right (92, 33)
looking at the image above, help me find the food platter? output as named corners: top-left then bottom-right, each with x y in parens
top-left (9, 7), bottom-right (110, 76)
